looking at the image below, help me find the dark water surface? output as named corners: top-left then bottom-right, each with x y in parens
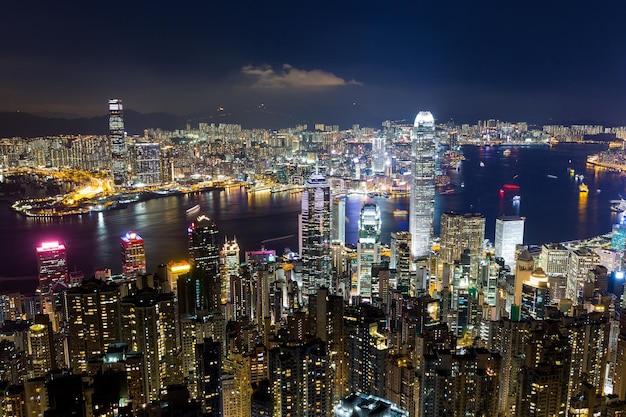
top-left (1, 143), bottom-right (624, 280)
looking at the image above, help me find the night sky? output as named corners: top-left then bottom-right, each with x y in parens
top-left (2, 1), bottom-right (626, 127)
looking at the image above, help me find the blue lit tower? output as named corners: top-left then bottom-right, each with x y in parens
top-left (409, 111), bottom-right (436, 258)
top-left (300, 173), bottom-right (332, 295)
top-left (109, 98), bottom-right (126, 187)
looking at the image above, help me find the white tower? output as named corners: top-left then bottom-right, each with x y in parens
top-left (409, 111), bottom-right (436, 259)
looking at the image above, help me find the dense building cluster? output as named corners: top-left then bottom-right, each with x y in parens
top-left (4, 108), bottom-right (626, 416)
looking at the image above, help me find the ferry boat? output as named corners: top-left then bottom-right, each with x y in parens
top-left (503, 184), bottom-right (520, 190)
top-left (547, 174), bottom-right (557, 179)
top-left (393, 209), bottom-right (408, 217)
top-left (611, 199), bottom-right (626, 212)
top-left (503, 149), bottom-right (511, 156)
top-left (579, 183), bottom-right (589, 193)
top-left (512, 195), bottom-right (521, 202)
top-left (440, 189), bottom-right (456, 195)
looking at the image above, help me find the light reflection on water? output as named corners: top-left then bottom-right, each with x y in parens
top-left (1, 143), bottom-right (624, 279)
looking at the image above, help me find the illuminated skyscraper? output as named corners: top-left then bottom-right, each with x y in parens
top-left (371, 137), bottom-right (387, 173)
top-left (133, 142), bottom-right (161, 186)
top-left (188, 215), bottom-right (221, 313)
top-left (357, 203), bottom-right (381, 298)
top-left (495, 215), bottom-right (525, 268)
top-left (221, 237), bottom-right (240, 304)
top-left (409, 111), bottom-right (436, 258)
top-left (439, 212), bottom-right (485, 282)
top-left (36, 241), bottom-right (68, 292)
top-left (331, 196), bottom-right (346, 245)
top-left (300, 174), bottom-right (332, 295)
top-left (120, 232), bottom-right (146, 279)
top-left (109, 98), bottom-right (126, 186)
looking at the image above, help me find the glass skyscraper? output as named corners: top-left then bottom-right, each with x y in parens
top-left (300, 173), bottom-right (332, 295)
top-left (409, 111), bottom-right (436, 259)
top-left (108, 98), bottom-right (126, 187)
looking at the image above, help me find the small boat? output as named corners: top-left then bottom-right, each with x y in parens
top-left (579, 183), bottom-right (589, 193)
top-left (512, 195), bottom-right (521, 202)
top-left (393, 209), bottom-right (408, 216)
top-left (503, 149), bottom-right (511, 156)
top-left (480, 161), bottom-right (485, 167)
top-left (440, 189), bottom-right (456, 195)
top-left (612, 199), bottom-right (626, 212)
top-left (503, 184), bottom-right (520, 190)
top-left (547, 174), bottom-right (557, 179)
top-left (186, 204), bottom-right (200, 213)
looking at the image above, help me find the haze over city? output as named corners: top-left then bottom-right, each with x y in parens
top-left (2, 0), bottom-right (626, 127)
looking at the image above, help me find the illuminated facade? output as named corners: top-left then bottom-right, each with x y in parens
top-left (133, 142), bottom-right (161, 186)
top-left (221, 237), bottom-right (240, 304)
top-left (371, 137), bottom-right (387, 173)
top-left (120, 232), bottom-right (146, 279)
top-left (188, 215), bottom-right (221, 313)
top-left (109, 98), bottom-right (126, 186)
top-left (357, 203), bottom-right (381, 298)
top-left (439, 212), bottom-right (485, 282)
top-left (300, 174), bottom-right (332, 295)
top-left (409, 111), bottom-right (436, 258)
top-left (334, 393), bottom-right (409, 417)
top-left (495, 215), bottom-right (525, 268)
top-left (36, 241), bottom-right (68, 292)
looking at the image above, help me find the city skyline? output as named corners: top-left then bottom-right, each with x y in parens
top-left (1, 1), bottom-right (626, 127)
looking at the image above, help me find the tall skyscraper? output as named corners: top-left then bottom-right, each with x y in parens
top-left (495, 215), bottom-right (526, 268)
top-left (188, 215), bottom-right (221, 313)
top-left (36, 241), bottom-right (68, 293)
top-left (221, 237), bottom-right (240, 304)
top-left (331, 196), bottom-right (346, 245)
top-left (109, 98), bottom-right (126, 187)
top-left (357, 203), bottom-right (381, 298)
top-left (409, 111), bottom-right (436, 259)
top-left (371, 137), bottom-right (387, 173)
top-left (120, 232), bottom-right (146, 279)
top-left (300, 173), bottom-right (332, 295)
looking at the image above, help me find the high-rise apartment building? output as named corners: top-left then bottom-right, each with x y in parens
top-left (495, 215), bottom-right (525, 268)
top-left (133, 142), bottom-right (161, 186)
top-left (300, 173), bottom-right (332, 295)
top-left (67, 278), bottom-right (121, 373)
top-left (109, 98), bottom-right (126, 187)
top-left (409, 111), bottom-right (436, 259)
top-left (567, 248), bottom-right (600, 302)
top-left (357, 203), bottom-right (381, 299)
top-left (221, 237), bottom-right (240, 304)
top-left (36, 241), bottom-right (68, 293)
top-left (120, 232), bottom-right (146, 279)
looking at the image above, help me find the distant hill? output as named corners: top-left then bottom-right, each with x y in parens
top-left (0, 110), bottom-right (186, 138)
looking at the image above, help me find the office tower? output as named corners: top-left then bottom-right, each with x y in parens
top-left (300, 173), bottom-right (332, 295)
top-left (188, 215), bottom-right (220, 273)
top-left (188, 215), bottom-right (221, 313)
top-left (495, 215), bottom-right (526, 268)
top-left (419, 348), bottom-right (501, 417)
top-left (109, 98), bottom-right (126, 186)
top-left (594, 247), bottom-right (623, 274)
top-left (36, 241), bottom-right (68, 293)
top-left (120, 231), bottom-right (146, 279)
top-left (165, 260), bottom-right (190, 295)
top-left (27, 315), bottom-right (54, 378)
top-left (196, 338), bottom-right (222, 416)
top-left (540, 243), bottom-right (570, 276)
top-left (120, 287), bottom-right (178, 402)
top-left (567, 248), bottom-right (600, 303)
top-left (331, 196), bottom-right (346, 245)
top-left (221, 237), bottom-right (240, 304)
top-left (67, 278), bottom-right (121, 373)
top-left (133, 142), bottom-right (161, 186)
top-left (345, 305), bottom-right (388, 398)
top-left (269, 339), bottom-right (332, 417)
top-left (513, 249), bottom-right (534, 311)
top-left (334, 393), bottom-right (409, 417)
top-left (439, 212), bottom-right (485, 282)
top-left (159, 145), bottom-right (175, 184)
top-left (390, 232), bottom-right (411, 291)
top-left (357, 203), bottom-right (381, 298)
top-left (371, 137), bottom-right (387, 173)
top-left (520, 268), bottom-right (550, 320)
top-left (409, 111), bottom-right (436, 259)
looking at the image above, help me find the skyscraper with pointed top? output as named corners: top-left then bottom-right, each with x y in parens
top-left (409, 111), bottom-right (436, 259)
